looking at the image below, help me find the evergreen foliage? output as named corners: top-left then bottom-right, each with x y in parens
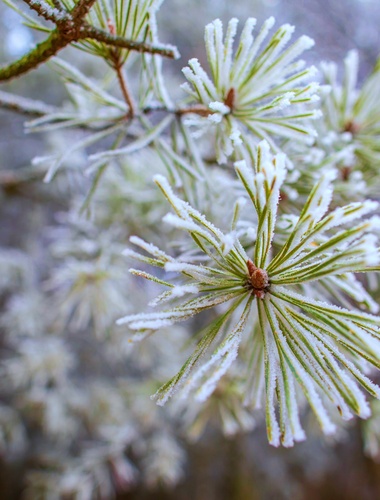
top-left (1, 0), bottom-right (380, 496)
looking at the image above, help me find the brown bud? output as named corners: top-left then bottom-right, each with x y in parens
top-left (246, 259), bottom-right (269, 298)
top-left (107, 19), bottom-right (116, 35)
top-left (224, 88), bottom-right (235, 111)
top-left (344, 120), bottom-right (360, 135)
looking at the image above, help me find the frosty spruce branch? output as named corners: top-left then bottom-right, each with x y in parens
top-left (2, 0), bottom-right (380, 495)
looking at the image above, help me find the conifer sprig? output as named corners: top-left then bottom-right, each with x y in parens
top-left (118, 141), bottom-right (380, 446)
top-left (0, 0), bottom-right (178, 82)
top-left (181, 18), bottom-right (321, 162)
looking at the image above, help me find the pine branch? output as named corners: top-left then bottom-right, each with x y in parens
top-left (0, 31), bottom-right (69, 82)
top-left (22, 0), bottom-right (69, 23)
top-left (0, 2), bottom-right (179, 83)
top-left (51, 0), bottom-right (65, 10)
top-left (81, 25), bottom-right (179, 59)
top-left (112, 60), bottom-right (135, 119)
top-left (70, 0), bottom-right (97, 20)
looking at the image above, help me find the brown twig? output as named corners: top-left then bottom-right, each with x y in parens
top-left (51, 0), bottom-right (66, 11)
top-left (81, 25), bottom-right (179, 58)
top-left (22, 0), bottom-right (69, 24)
top-left (113, 62), bottom-right (135, 119)
top-left (175, 105), bottom-right (212, 117)
top-left (70, 0), bottom-right (97, 20)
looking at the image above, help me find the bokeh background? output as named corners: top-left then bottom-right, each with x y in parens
top-left (1, 0), bottom-right (380, 499)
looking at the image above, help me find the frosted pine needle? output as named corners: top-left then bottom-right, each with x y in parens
top-left (181, 18), bottom-right (320, 162)
top-left (118, 140), bottom-right (380, 447)
top-left (319, 50), bottom-right (380, 193)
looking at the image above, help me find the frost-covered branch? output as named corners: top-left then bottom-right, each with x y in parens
top-left (22, 0), bottom-right (69, 23)
top-left (0, 0), bottom-right (179, 82)
top-left (119, 141), bottom-right (380, 447)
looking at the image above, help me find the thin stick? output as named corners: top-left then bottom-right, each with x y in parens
top-left (70, 0), bottom-right (97, 20)
top-left (22, 0), bottom-right (69, 23)
top-left (114, 62), bottom-right (135, 119)
top-left (82, 25), bottom-right (179, 59)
